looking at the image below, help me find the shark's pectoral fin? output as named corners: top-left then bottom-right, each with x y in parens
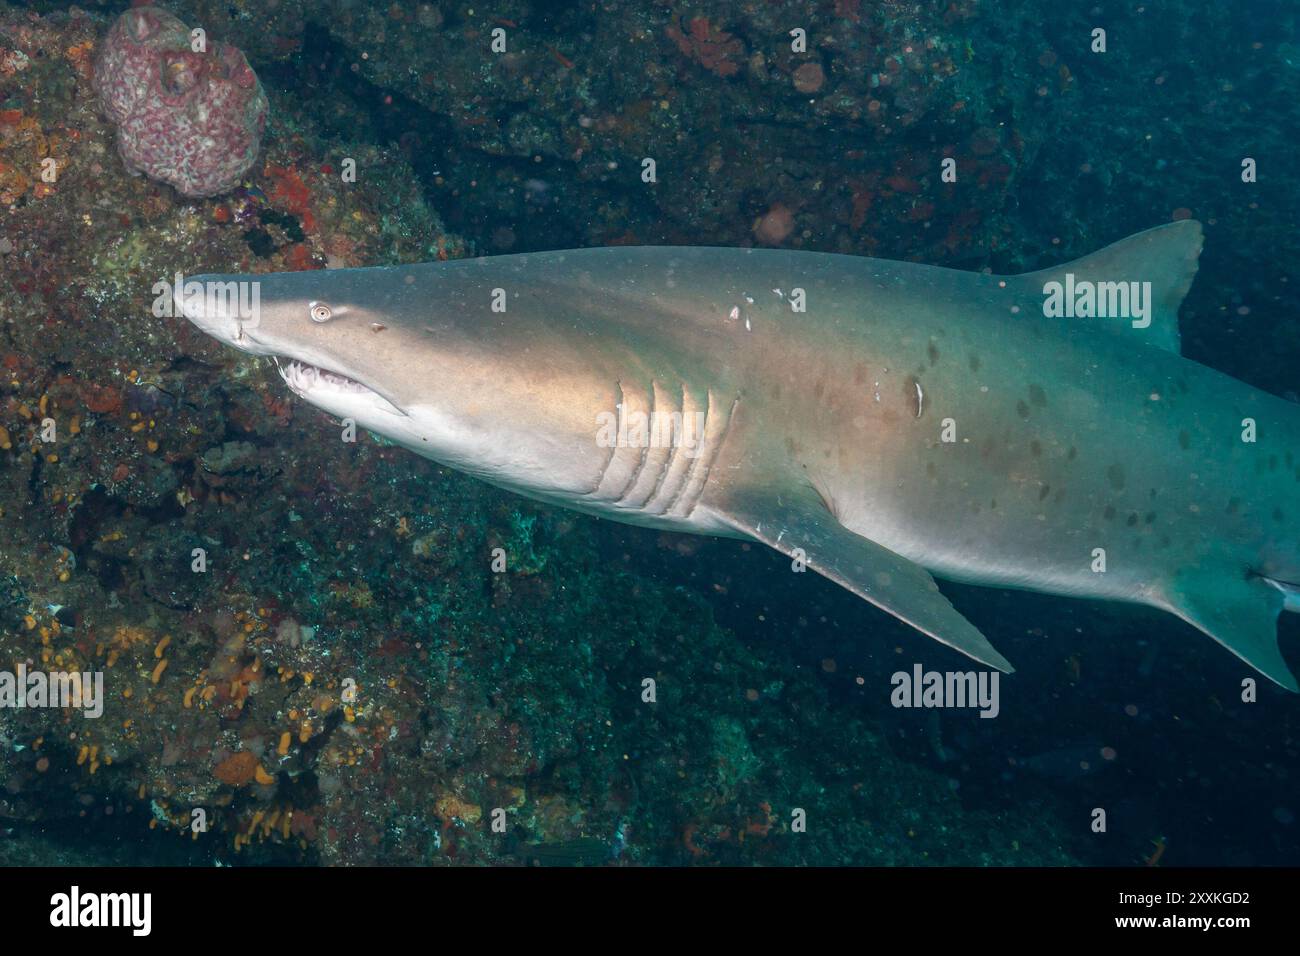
top-left (717, 486), bottom-right (1013, 673)
top-left (1165, 568), bottom-right (1299, 692)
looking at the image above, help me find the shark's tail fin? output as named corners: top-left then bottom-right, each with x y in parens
top-left (1165, 566), bottom-right (1299, 692)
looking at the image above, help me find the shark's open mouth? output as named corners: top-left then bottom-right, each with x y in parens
top-left (275, 358), bottom-right (372, 395)
top-left (273, 357), bottom-right (407, 418)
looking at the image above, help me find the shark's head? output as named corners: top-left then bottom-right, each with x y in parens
top-left (180, 269), bottom-right (423, 418)
top-left (176, 264), bottom-right (605, 491)
top-left (178, 266), bottom-right (484, 452)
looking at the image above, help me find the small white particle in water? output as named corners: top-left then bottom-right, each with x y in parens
top-left (729, 306), bottom-right (740, 321)
top-left (745, 317), bottom-right (751, 331)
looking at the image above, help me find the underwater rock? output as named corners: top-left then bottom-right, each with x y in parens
top-left (139, 528), bottom-right (217, 610)
top-left (0, 575), bottom-right (27, 633)
top-left (93, 6), bottom-right (268, 199)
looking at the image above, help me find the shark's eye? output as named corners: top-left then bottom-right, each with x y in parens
top-left (309, 302), bottom-right (333, 323)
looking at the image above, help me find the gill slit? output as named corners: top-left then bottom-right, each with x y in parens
top-left (640, 381), bottom-right (685, 508)
top-left (675, 394), bottom-right (739, 519)
top-left (613, 379), bottom-right (655, 503)
top-left (588, 379), bottom-right (622, 493)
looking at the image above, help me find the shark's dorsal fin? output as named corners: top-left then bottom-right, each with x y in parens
top-left (1010, 220), bottom-right (1203, 354)
top-left (717, 485), bottom-right (1014, 673)
top-left (1165, 566), bottom-right (1299, 692)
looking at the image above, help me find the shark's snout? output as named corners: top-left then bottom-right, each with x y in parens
top-left (176, 274), bottom-right (265, 353)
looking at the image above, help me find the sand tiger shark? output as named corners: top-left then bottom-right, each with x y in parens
top-left (179, 221), bottom-right (1300, 690)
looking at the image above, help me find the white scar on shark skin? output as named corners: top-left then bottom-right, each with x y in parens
top-left (181, 221), bottom-right (1300, 691)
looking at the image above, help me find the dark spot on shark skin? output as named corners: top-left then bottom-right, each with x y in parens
top-left (1275, 508), bottom-right (1285, 522)
top-left (990, 499), bottom-right (998, 510)
top-left (1107, 464), bottom-right (1126, 490)
top-left (854, 364), bottom-right (867, 385)
top-left (981, 437), bottom-right (995, 459)
top-left (1177, 378), bottom-right (1190, 394)
top-left (1028, 384), bottom-right (1047, 407)
top-left (1067, 446), bottom-right (1077, 461)
top-left (926, 461), bottom-right (937, 478)
top-left (814, 380), bottom-right (825, 400)
top-left (1295, 466), bottom-right (1300, 483)
top-left (1287, 451), bottom-right (1294, 469)
top-left (927, 341), bottom-right (940, 366)
top-left (1178, 430), bottom-right (1191, 450)
top-left (771, 381), bottom-right (781, 401)
top-left (1038, 484), bottom-right (1051, 501)
top-left (1104, 505), bottom-right (1117, 520)
top-left (969, 354), bottom-right (981, 373)
top-left (1016, 400), bottom-right (1030, 419)
top-left (785, 436), bottom-right (801, 456)
top-left (1030, 440), bottom-right (1042, 457)
top-left (1227, 497), bottom-right (1240, 514)
top-left (1159, 535), bottom-right (1171, 548)
top-left (1126, 512), bottom-right (1139, 527)
top-left (1269, 455), bottom-right (1278, 471)
top-left (1054, 488), bottom-right (1067, 503)
top-left (1145, 512), bottom-right (1156, 524)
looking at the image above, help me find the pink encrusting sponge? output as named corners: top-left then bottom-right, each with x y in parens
top-left (93, 6), bottom-right (269, 199)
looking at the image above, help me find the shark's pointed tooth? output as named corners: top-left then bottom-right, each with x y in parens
top-left (1011, 219), bottom-right (1203, 354)
top-left (1165, 567), bottom-right (1299, 692)
top-left (717, 486), bottom-right (1014, 674)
